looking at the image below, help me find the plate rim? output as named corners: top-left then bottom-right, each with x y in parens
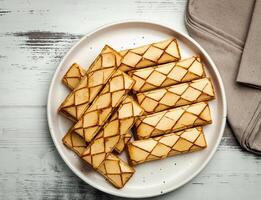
top-left (47, 19), bottom-right (227, 198)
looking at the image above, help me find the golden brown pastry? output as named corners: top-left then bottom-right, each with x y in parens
top-left (136, 78), bottom-right (215, 113)
top-left (59, 40), bottom-right (214, 189)
top-left (62, 64), bottom-right (133, 153)
top-left (63, 131), bottom-right (135, 188)
top-left (59, 45), bottom-right (122, 121)
top-left (119, 39), bottom-right (181, 71)
top-left (81, 96), bottom-right (144, 169)
top-left (72, 70), bottom-right (135, 142)
top-left (97, 154), bottom-right (135, 189)
top-left (129, 56), bottom-right (205, 93)
top-left (135, 102), bottom-right (212, 139)
top-left (114, 131), bottom-right (132, 153)
top-left (62, 63), bottom-right (86, 90)
top-left (128, 127), bottom-right (206, 165)
top-left (63, 128), bottom-right (87, 156)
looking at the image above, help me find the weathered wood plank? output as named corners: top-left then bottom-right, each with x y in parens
top-left (0, 0), bottom-right (186, 33)
top-left (0, 32), bottom-right (80, 106)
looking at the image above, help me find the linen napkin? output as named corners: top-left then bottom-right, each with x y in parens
top-left (185, 0), bottom-right (261, 154)
top-left (237, 0), bottom-right (261, 89)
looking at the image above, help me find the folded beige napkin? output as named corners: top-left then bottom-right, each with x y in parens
top-left (185, 0), bottom-right (261, 154)
top-left (237, 0), bottom-right (261, 89)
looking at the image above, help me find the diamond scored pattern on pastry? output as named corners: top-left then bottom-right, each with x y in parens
top-left (128, 127), bottom-right (207, 165)
top-left (62, 64), bottom-right (134, 153)
top-left (58, 40), bottom-right (215, 189)
top-left (73, 70), bottom-right (135, 142)
top-left (129, 56), bottom-right (205, 93)
top-left (119, 39), bottom-right (181, 71)
top-left (136, 78), bottom-right (215, 113)
top-left (135, 102), bottom-right (212, 139)
top-left (59, 45), bottom-right (122, 121)
top-left (63, 129), bottom-right (88, 156)
top-left (62, 131), bottom-right (134, 188)
top-left (81, 96), bottom-right (144, 169)
top-left (97, 154), bottom-right (135, 188)
top-left (114, 131), bottom-right (132, 153)
top-left (62, 63), bottom-right (86, 90)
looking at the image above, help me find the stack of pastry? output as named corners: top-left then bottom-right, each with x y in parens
top-left (59, 39), bottom-right (215, 189)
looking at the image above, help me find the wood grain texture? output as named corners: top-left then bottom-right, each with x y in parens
top-left (0, 0), bottom-right (260, 199)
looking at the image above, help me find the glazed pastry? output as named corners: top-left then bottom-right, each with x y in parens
top-left (135, 102), bottom-right (212, 139)
top-left (62, 63), bottom-right (86, 90)
top-left (63, 131), bottom-right (135, 188)
top-left (128, 127), bottom-right (207, 165)
top-left (62, 67), bottom-right (134, 154)
top-left (72, 70), bottom-right (135, 142)
top-left (63, 128), bottom-right (88, 156)
top-left (129, 56), bottom-right (205, 93)
top-left (114, 131), bottom-right (132, 153)
top-left (97, 154), bottom-right (135, 189)
top-left (119, 39), bottom-right (181, 71)
top-left (136, 78), bottom-right (215, 113)
top-left (59, 45), bottom-right (122, 121)
top-left (81, 96), bottom-right (144, 169)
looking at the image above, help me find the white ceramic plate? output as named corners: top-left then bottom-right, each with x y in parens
top-left (47, 21), bottom-right (227, 198)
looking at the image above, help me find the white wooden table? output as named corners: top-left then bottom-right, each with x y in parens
top-left (0, 0), bottom-right (260, 199)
